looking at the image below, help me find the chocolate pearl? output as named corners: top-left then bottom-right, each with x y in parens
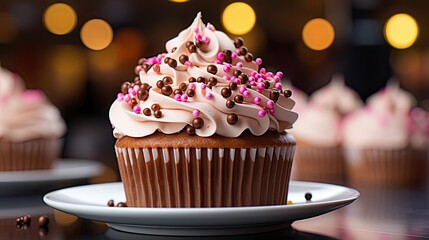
top-left (142, 63), bottom-right (151, 72)
top-left (154, 110), bottom-right (162, 118)
top-left (16, 224), bottom-right (23, 230)
top-left (188, 44), bottom-right (197, 53)
top-left (221, 87), bottom-right (232, 98)
top-left (179, 82), bottom-right (187, 91)
top-left (130, 98), bottom-right (137, 106)
top-left (188, 77), bottom-right (196, 83)
top-left (156, 80), bottom-right (164, 89)
top-left (38, 215), bottom-right (49, 227)
top-left (284, 89), bottom-right (292, 98)
top-left (186, 125), bottom-right (196, 135)
top-left (134, 77), bottom-right (140, 83)
top-left (196, 76), bottom-right (206, 83)
top-left (164, 57), bottom-right (171, 64)
top-left (161, 85), bottom-right (173, 96)
top-left (208, 77), bottom-right (217, 86)
top-left (130, 83), bottom-right (135, 88)
top-left (269, 90), bottom-right (280, 102)
top-left (226, 100), bottom-right (235, 108)
top-left (305, 192), bottom-right (312, 201)
top-left (238, 74), bottom-right (248, 84)
top-left (174, 89), bottom-right (183, 95)
top-left (186, 41), bottom-right (193, 48)
top-left (117, 202), bottom-right (128, 207)
top-left (151, 104), bottom-right (161, 111)
top-left (16, 217), bottom-right (23, 224)
top-left (195, 40), bottom-right (203, 48)
top-left (239, 46), bottom-right (248, 56)
top-left (121, 82), bottom-right (130, 94)
top-left (179, 54), bottom-right (189, 65)
top-left (135, 65), bottom-right (142, 75)
top-left (23, 215), bottom-right (31, 224)
top-left (107, 200), bottom-right (115, 207)
top-left (206, 83), bottom-right (213, 89)
top-left (38, 226), bottom-right (49, 237)
top-left (163, 76), bottom-right (173, 85)
top-left (171, 47), bottom-right (177, 53)
top-left (245, 53), bottom-right (253, 62)
top-left (227, 113), bottom-right (238, 125)
top-left (153, 64), bottom-right (160, 73)
top-left (207, 65), bottom-right (218, 74)
top-left (264, 81), bottom-right (270, 89)
top-left (186, 89), bottom-right (195, 97)
top-left (229, 81), bottom-right (238, 90)
top-left (234, 94), bottom-right (244, 103)
top-left (192, 117), bottom-right (204, 129)
top-left (142, 83), bottom-right (151, 90)
top-left (224, 50), bottom-right (232, 57)
top-left (234, 37), bottom-right (244, 48)
top-left (168, 58), bottom-right (177, 68)
top-left (143, 108), bottom-right (151, 116)
top-left (233, 69), bottom-right (242, 77)
top-left (138, 58), bottom-right (146, 65)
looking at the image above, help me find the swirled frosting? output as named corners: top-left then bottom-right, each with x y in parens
top-left (110, 13), bottom-right (298, 138)
top-left (0, 65), bottom-right (24, 100)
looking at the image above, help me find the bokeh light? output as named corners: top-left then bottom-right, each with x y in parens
top-left (0, 12), bottom-right (18, 43)
top-left (169, 0), bottom-right (190, 2)
top-left (80, 19), bottom-right (114, 51)
top-left (302, 18), bottom-right (335, 51)
top-left (384, 13), bottom-right (419, 49)
top-left (222, 2), bottom-right (256, 35)
top-left (43, 3), bottom-right (77, 35)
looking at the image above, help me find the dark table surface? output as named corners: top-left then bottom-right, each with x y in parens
top-left (1, 178), bottom-right (428, 240)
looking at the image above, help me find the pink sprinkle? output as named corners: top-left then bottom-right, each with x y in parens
top-left (193, 109), bottom-right (200, 117)
top-left (255, 58), bottom-right (262, 65)
top-left (266, 72), bottom-right (274, 78)
top-left (275, 82), bottom-right (283, 90)
top-left (259, 68), bottom-right (266, 74)
top-left (250, 81), bottom-right (257, 86)
top-left (181, 94), bottom-right (188, 102)
top-left (217, 52), bottom-right (225, 60)
top-left (202, 36), bottom-right (210, 44)
top-left (258, 110), bottom-right (266, 118)
top-left (207, 23), bottom-right (215, 31)
top-left (235, 48), bottom-right (241, 54)
top-left (269, 108), bottom-right (275, 114)
top-left (223, 65), bottom-right (231, 72)
top-left (267, 100), bottom-right (275, 109)
top-left (253, 97), bottom-right (261, 104)
top-left (155, 58), bottom-right (161, 64)
top-left (231, 52), bottom-right (237, 60)
top-left (133, 85), bottom-right (140, 92)
top-left (188, 83), bottom-right (196, 90)
top-left (239, 86), bottom-right (246, 94)
top-left (117, 93), bottom-right (124, 101)
top-left (257, 82), bottom-right (265, 90)
top-left (133, 106), bottom-right (141, 114)
top-left (124, 94), bottom-right (131, 102)
top-left (174, 94), bottom-right (182, 101)
top-left (195, 34), bottom-right (202, 41)
top-left (236, 62), bottom-right (243, 68)
top-left (249, 76), bottom-right (255, 82)
top-left (276, 71), bottom-right (283, 78)
top-left (194, 27), bottom-right (199, 33)
top-left (251, 71), bottom-right (257, 77)
top-left (214, 60), bottom-right (221, 64)
top-left (224, 76), bottom-right (231, 81)
top-left (274, 76), bottom-right (281, 83)
top-left (256, 88), bottom-right (262, 93)
top-left (201, 84), bottom-right (207, 90)
top-left (128, 88), bottom-right (136, 96)
top-left (234, 79), bottom-right (241, 84)
top-left (257, 78), bottom-right (264, 83)
top-left (153, 64), bottom-right (160, 73)
top-left (185, 61), bottom-right (192, 66)
top-left (205, 92), bottom-right (213, 100)
top-left (243, 90), bottom-right (250, 97)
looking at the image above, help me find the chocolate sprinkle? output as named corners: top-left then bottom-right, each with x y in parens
top-left (188, 77), bottom-right (196, 83)
top-left (38, 215), bottom-right (49, 227)
top-left (188, 44), bottom-right (197, 53)
top-left (227, 113), bottom-right (238, 125)
top-left (179, 54), bottom-right (189, 65)
top-left (234, 37), bottom-right (244, 48)
top-left (163, 76), bottom-right (173, 85)
top-left (130, 98), bottom-right (137, 106)
top-left (269, 89), bottom-right (280, 102)
top-left (164, 57), bottom-right (171, 64)
top-left (171, 47), bottom-right (177, 53)
top-left (208, 77), bottom-right (217, 86)
top-left (108, 200), bottom-right (115, 207)
top-left (195, 40), bottom-right (203, 48)
top-left (234, 94), bottom-right (244, 103)
top-left (121, 82), bottom-right (130, 94)
top-left (197, 76), bottom-right (206, 83)
top-left (156, 80), bottom-right (164, 89)
top-left (244, 53), bottom-right (253, 62)
top-left (226, 100), bottom-right (235, 108)
top-left (174, 89), bottom-right (183, 95)
top-left (142, 83), bottom-right (151, 90)
top-left (168, 58), bottom-right (177, 68)
top-left (161, 85), bottom-right (173, 96)
top-left (179, 82), bottom-right (188, 91)
top-left (239, 46), bottom-right (248, 56)
top-left (186, 89), bottom-right (195, 97)
top-left (142, 63), bottom-right (152, 72)
top-left (117, 202), bottom-right (128, 207)
top-left (305, 192), bottom-right (312, 201)
top-left (229, 81), bottom-right (238, 90)
top-left (138, 58), bottom-right (146, 65)
top-left (238, 74), bottom-right (248, 84)
top-left (192, 117), bottom-right (204, 129)
top-left (221, 87), bottom-right (232, 98)
top-left (186, 125), bottom-right (196, 135)
top-left (207, 65), bottom-right (218, 74)
top-left (233, 69), bottom-right (242, 77)
top-left (284, 89), bottom-right (292, 98)
top-left (151, 104), bottom-right (161, 111)
top-left (154, 110), bottom-right (162, 118)
top-left (143, 108), bottom-right (151, 116)
top-left (186, 41), bottom-right (193, 48)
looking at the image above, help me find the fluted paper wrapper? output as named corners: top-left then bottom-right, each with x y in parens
top-left (115, 146), bottom-right (295, 207)
top-left (292, 141), bottom-right (345, 184)
top-left (0, 139), bottom-right (62, 171)
top-left (345, 148), bottom-right (428, 187)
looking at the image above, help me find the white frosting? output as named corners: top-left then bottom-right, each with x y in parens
top-left (110, 13), bottom-right (298, 138)
top-left (0, 65), bottom-right (25, 100)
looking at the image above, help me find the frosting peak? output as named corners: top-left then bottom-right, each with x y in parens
top-left (110, 13), bottom-right (298, 138)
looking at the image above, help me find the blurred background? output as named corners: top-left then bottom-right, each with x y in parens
top-left (1, 0), bottom-right (429, 179)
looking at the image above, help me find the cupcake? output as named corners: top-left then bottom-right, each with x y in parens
top-left (109, 13), bottom-right (298, 207)
top-left (0, 66), bottom-right (66, 171)
top-left (342, 82), bottom-right (429, 187)
top-left (291, 74), bottom-right (362, 184)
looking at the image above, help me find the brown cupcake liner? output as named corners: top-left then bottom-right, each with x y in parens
top-left (345, 148), bottom-right (428, 187)
top-left (0, 139), bottom-right (62, 171)
top-left (291, 141), bottom-right (345, 184)
top-left (115, 146), bottom-right (295, 207)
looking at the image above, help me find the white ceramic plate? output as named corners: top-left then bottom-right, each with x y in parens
top-left (44, 181), bottom-right (359, 236)
top-left (0, 159), bottom-right (104, 195)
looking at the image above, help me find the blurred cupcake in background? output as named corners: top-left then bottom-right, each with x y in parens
top-left (0, 65), bottom-right (66, 171)
top-left (291, 74), bottom-right (362, 184)
top-left (342, 82), bottom-right (429, 187)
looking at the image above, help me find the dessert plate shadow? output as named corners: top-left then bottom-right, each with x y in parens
top-left (44, 181), bottom-right (359, 236)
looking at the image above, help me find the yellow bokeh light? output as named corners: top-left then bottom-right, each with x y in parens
top-left (384, 13), bottom-right (419, 49)
top-left (43, 3), bottom-right (77, 35)
top-left (80, 19), bottom-right (113, 51)
top-left (169, 0), bottom-right (189, 2)
top-left (302, 18), bottom-right (335, 51)
top-left (222, 2), bottom-right (256, 35)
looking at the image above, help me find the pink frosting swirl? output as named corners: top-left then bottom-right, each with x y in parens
top-left (110, 13), bottom-right (298, 138)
